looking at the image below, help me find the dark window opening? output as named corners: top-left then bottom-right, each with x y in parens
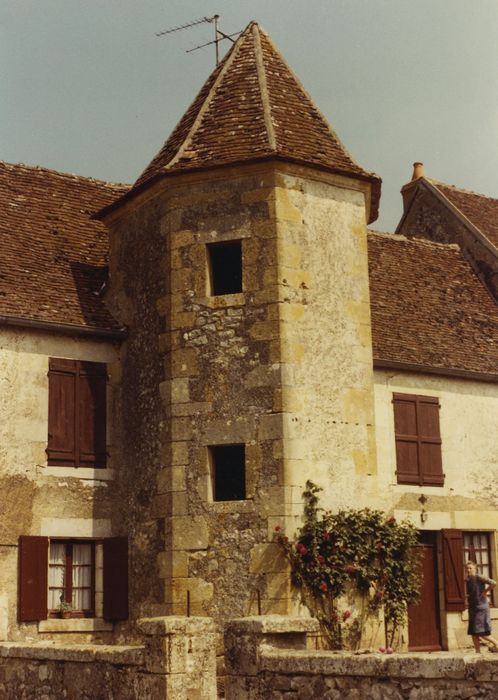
top-left (207, 240), bottom-right (242, 296)
top-left (210, 444), bottom-right (246, 501)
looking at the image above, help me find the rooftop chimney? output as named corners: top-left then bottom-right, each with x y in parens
top-left (412, 162), bottom-right (425, 180)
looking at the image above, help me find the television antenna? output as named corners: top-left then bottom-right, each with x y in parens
top-left (156, 15), bottom-right (242, 66)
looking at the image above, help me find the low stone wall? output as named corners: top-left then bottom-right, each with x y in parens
top-left (225, 616), bottom-right (498, 700)
top-left (0, 616), bottom-right (217, 700)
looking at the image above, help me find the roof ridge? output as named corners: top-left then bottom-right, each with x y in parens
top-left (252, 24), bottom-right (276, 151)
top-left (165, 26), bottom-right (250, 171)
top-left (0, 160), bottom-right (129, 190)
top-left (429, 177), bottom-right (498, 203)
top-left (259, 30), bottom-right (376, 178)
top-left (368, 229), bottom-right (460, 251)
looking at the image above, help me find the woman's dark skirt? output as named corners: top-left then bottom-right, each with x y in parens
top-left (468, 604), bottom-right (492, 636)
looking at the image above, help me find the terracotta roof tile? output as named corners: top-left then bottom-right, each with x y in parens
top-left (368, 231), bottom-right (498, 376)
top-left (132, 22), bottom-right (380, 222)
top-left (0, 161), bottom-right (128, 333)
top-left (430, 180), bottom-right (498, 250)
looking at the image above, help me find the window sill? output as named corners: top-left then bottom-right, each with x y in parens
top-left (200, 293), bottom-right (245, 309)
top-left (39, 618), bottom-right (112, 633)
top-left (209, 499), bottom-right (255, 513)
top-left (39, 466), bottom-right (115, 481)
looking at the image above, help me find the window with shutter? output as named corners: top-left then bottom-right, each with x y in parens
top-left (392, 393), bottom-right (444, 486)
top-left (47, 359), bottom-right (107, 468)
top-left (442, 529), bottom-right (466, 612)
top-left (19, 536), bottom-right (128, 622)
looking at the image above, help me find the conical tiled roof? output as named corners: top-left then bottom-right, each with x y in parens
top-left (105, 22), bottom-right (380, 221)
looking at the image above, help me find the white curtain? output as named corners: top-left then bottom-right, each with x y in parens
top-left (72, 543), bottom-right (92, 610)
top-left (48, 543), bottom-right (65, 609)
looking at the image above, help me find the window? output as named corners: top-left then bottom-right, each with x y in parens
top-left (464, 532), bottom-right (495, 605)
top-left (442, 530), bottom-right (496, 610)
top-left (48, 541), bottom-right (94, 617)
top-left (18, 536), bottom-right (128, 622)
top-left (207, 240), bottom-right (242, 296)
top-left (47, 358), bottom-right (107, 468)
top-left (392, 393), bottom-right (443, 486)
top-left (209, 444), bottom-right (246, 501)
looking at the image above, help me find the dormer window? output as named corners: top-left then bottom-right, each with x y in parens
top-left (207, 240), bottom-right (242, 296)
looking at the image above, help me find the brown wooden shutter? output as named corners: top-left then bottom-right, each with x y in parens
top-left (47, 359), bottom-right (76, 466)
top-left (103, 537), bottom-right (128, 621)
top-left (19, 536), bottom-right (48, 621)
top-left (78, 362), bottom-right (107, 468)
top-left (417, 396), bottom-right (444, 486)
top-left (393, 393), bottom-right (444, 487)
top-left (393, 394), bottom-right (420, 484)
top-left (442, 529), bottom-right (466, 612)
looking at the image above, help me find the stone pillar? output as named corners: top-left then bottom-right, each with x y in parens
top-left (224, 615), bottom-right (318, 699)
top-left (138, 616), bottom-right (217, 699)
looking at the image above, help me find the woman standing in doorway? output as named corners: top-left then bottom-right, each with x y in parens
top-left (466, 561), bottom-right (498, 653)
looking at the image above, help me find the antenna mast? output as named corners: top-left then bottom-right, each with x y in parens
top-left (156, 14), bottom-right (241, 66)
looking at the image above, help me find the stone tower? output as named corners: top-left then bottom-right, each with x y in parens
top-left (99, 22), bottom-right (381, 627)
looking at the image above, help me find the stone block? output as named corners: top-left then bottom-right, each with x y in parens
top-left (250, 544), bottom-right (288, 575)
top-left (265, 573), bottom-right (291, 600)
top-left (249, 320), bottom-right (279, 341)
top-left (171, 417), bottom-right (195, 441)
top-left (168, 348), bottom-right (198, 378)
top-left (157, 550), bottom-right (189, 579)
top-left (258, 413), bottom-right (283, 441)
top-left (172, 516), bottom-right (208, 551)
top-left (170, 230), bottom-right (195, 249)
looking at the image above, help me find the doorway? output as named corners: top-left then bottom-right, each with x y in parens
top-left (407, 531), bottom-right (442, 651)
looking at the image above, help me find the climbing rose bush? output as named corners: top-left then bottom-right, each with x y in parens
top-left (275, 481), bottom-right (420, 649)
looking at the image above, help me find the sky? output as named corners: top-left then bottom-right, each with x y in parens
top-left (2, 0), bottom-right (498, 232)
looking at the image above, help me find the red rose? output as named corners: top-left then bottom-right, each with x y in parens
top-left (345, 564), bottom-right (356, 574)
top-left (300, 546), bottom-right (308, 556)
top-left (282, 536), bottom-right (288, 544)
top-left (274, 525), bottom-right (281, 532)
top-left (319, 582), bottom-right (328, 592)
top-left (375, 591), bottom-right (384, 599)
top-left (342, 610), bottom-right (351, 621)
top-left (317, 555), bottom-right (325, 564)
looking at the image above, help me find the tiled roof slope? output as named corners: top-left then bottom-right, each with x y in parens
top-left (368, 231), bottom-right (498, 376)
top-left (430, 180), bottom-right (498, 250)
top-left (132, 22), bottom-right (380, 222)
top-left (0, 161), bottom-right (128, 333)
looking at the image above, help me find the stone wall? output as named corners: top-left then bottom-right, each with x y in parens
top-left (0, 616), bottom-right (216, 700)
top-left (225, 616), bottom-right (498, 700)
top-left (104, 160), bottom-right (375, 641)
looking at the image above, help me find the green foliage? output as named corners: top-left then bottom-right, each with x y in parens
top-left (276, 481), bottom-right (420, 649)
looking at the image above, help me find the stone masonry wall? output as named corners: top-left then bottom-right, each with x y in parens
top-left (0, 616), bottom-right (216, 700)
top-left (225, 616), bottom-right (498, 700)
top-left (105, 161), bottom-right (376, 647)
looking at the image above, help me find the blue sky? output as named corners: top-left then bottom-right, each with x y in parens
top-left (2, 0), bottom-right (498, 231)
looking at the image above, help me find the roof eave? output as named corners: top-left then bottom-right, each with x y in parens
top-left (374, 358), bottom-right (498, 384)
top-left (0, 314), bottom-right (127, 341)
top-left (95, 155), bottom-right (381, 223)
